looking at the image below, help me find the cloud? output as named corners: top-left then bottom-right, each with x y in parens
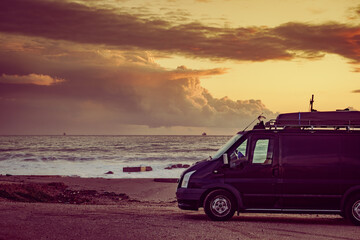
top-left (273, 22), bottom-right (360, 63)
top-left (168, 65), bottom-right (228, 79)
top-left (1, 0), bottom-right (360, 64)
top-left (0, 73), bottom-right (65, 86)
top-left (0, 37), bottom-right (274, 134)
top-left (352, 89), bottom-right (360, 93)
top-left (346, 4), bottom-right (360, 21)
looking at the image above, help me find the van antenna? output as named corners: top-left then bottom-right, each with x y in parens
top-left (309, 94), bottom-right (317, 112)
top-left (241, 113), bottom-right (265, 133)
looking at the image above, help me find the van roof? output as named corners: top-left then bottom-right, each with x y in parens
top-left (265, 111), bottom-right (360, 130)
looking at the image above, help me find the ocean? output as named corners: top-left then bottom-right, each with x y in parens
top-left (0, 135), bottom-right (231, 179)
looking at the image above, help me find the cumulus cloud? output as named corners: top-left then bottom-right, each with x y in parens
top-left (1, 0), bottom-right (360, 64)
top-left (0, 37), bottom-right (274, 133)
top-left (0, 73), bottom-right (65, 86)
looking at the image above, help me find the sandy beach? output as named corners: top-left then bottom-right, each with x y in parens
top-left (1, 175), bottom-right (360, 240)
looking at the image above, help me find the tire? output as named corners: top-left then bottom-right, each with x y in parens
top-left (345, 194), bottom-right (360, 226)
top-left (204, 189), bottom-right (236, 221)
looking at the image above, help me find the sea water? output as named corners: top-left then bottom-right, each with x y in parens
top-left (0, 135), bottom-right (230, 179)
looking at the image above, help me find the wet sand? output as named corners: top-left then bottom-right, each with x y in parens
top-left (0, 175), bottom-right (359, 240)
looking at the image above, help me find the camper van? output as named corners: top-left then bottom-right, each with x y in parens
top-left (176, 111), bottom-right (360, 225)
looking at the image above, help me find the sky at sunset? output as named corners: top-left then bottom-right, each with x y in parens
top-left (1, 0), bottom-right (360, 135)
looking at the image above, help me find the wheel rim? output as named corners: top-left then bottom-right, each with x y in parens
top-left (210, 195), bottom-right (231, 217)
top-left (352, 200), bottom-right (360, 221)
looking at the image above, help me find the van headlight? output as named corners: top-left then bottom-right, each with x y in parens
top-left (181, 170), bottom-right (196, 188)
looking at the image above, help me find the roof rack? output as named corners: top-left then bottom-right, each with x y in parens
top-left (265, 111), bottom-right (360, 130)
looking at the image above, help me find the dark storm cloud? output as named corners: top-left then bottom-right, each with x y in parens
top-left (1, 0), bottom-right (360, 63)
top-left (273, 22), bottom-right (360, 63)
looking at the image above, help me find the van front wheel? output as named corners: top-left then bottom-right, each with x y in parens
top-left (204, 189), bottom-right (235, 221)
top-left (345, 194), bottom-right (360, 225)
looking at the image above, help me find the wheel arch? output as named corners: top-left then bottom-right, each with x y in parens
top-left (199, 183), bottom-right (243, 212)
top-left (341, 186), bottom-right (360, 214)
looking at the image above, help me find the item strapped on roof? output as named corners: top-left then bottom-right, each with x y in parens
top-left (265, 111), bottom-right (360, 129)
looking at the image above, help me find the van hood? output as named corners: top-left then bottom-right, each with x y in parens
top-left (181, 158), bottom-right (222, 178)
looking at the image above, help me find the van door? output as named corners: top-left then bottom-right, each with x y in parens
top-left (224, 133), bottom-right (280, 209)
top-left (280, 133), bottom-right (341, 210)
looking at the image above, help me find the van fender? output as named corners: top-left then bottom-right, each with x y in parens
top-left (341, 185), bottom-right (360, 211)
top-left (201, 183), bottom-right (244, 211)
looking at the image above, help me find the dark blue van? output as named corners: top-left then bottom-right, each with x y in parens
top-left (176, 111), bottom-right (360, 225)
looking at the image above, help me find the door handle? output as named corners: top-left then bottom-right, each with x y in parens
top-left (272, 168), bottom-right (279, 177)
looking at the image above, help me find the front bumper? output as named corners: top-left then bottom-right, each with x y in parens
top-left (176, 187), bottom-right (206, 211)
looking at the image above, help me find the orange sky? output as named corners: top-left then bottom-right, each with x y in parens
top-left (0, 0), bottom-right (360, 135)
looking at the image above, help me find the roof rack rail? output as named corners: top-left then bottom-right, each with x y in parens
top-left (265, 111), bottom-right (360, 130)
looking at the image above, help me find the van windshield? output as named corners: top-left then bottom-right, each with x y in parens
top-left (212, 134), bottom-right (242, 160)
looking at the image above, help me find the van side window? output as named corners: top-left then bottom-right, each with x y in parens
top-left (252, 138), bottom-right (273, 164)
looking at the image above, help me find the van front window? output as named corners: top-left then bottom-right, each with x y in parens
top-left (212, 134), bottom-right (242, 160)
top-left (229, 139), bottom-right (248, 162)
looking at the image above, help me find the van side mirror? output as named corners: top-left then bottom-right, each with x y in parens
top-left (223, 154), bottom-right (228, 165)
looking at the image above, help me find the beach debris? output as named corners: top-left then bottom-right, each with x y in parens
top-left (123, 166), bottom-right (153, 173)
top-left (105, 171), bottom-right (114, 174)
top-left (164, 164), bottom-right (190, 170)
